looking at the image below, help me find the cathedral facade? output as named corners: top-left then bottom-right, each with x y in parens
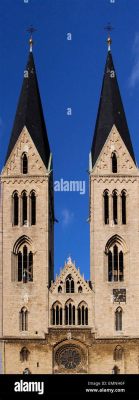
top-left (0, 37), bottom-right (139, 374)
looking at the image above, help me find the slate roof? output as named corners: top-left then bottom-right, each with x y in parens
top-left (5, 51), bottom-right (50, 168)
top-left (91, 50), bottom-right (135, 167)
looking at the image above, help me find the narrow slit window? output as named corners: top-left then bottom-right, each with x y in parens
top-left (104, 191), bottom-right (109, 224)
top-left (22, 153), bottom-right (28, 174)
top-left (22, 192), bottom-right (27, 225)
top-left (115, 307), bottom-right (122, 331)
top-left (121, 191), bottom-right (126, 224)
top-left (113, 191), bottom-right (118, 224)
top-left (13, 192), bottom-right (19, 225)
top-left (30, 192), bottom-right (36, 225)
top-left (112, 153), bottom-right (117, 173)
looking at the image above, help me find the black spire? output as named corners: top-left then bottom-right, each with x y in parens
top-left (5, 50), bottom-right (50, 168)
top-left (91, 47), bottom-right (135, 168)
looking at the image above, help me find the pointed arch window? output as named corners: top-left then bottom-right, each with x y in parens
top-left (30, 191), bottom-right (36, 225)
top-left (20, 347), bottom-right (30, 362)
top-left (104, 190), bottom-right (109, 224)
top-left (78, 286), bottom-right (82, 293)
top-left (77, 302), bottom-right (88, 325)
top-left (65, 300), bottom-right (75, 325)
top-left (22, 153), bottom-right (28, 174)
top-left (52, 302), bottom-right (62, 325)
top-left (18, 245), bottom-right (33, 283)
top-left (13, 191), bottom-right (19, 226)
top-left (121, 191), bottom-right (126, 224)
top-left (66, 275), bottom-right (74, 293)
top-left (20, 307), bottom-right (28, 331)
top-left (112, 153), bottom-right (117, 173)
top-left (115, 307), bottom-right (122, 331)
top-left (108, 245), bottom-right (124, 282)
top-left (113, 190), bottom-right (118, 224)
top-left (22, 191), bottom-right (27, 225)
top-left (113, 346), bottom-right (123, 361)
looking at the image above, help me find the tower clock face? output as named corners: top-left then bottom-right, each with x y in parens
top-left (113, 289), bottom-right (126, 303)
top-left (56, 345), bottom-right (81, 370)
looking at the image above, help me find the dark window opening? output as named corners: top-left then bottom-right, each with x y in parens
top-left (18, 246), bottom-right (33, 283)
top-left (20, 347), bottom-right (29, 362)
top-left (66, 275), bottom-right (74, 293)
top-left (121, 192), bottom-right (126, 224)
top-left (114, 346), bottom-right (123, 361)
top-left (108, 246), bottom-right (124, 282)
top-left (104, 191), bottom-right (109, 224)
top-left (13, 192), bottom-right (19, 225)
top-left (114, 245), bottom-right (118, 282)
top-left (112, 366), bottom-right (120, 375)
top-left (77, 303), bottom-right (88, 325)
top-left (112, 153), bottom-right (117, 173)
top-left (65, 302), bottom-right (75, 325)
top-left (52, 303), bottom-right (62, 325)
top-left (20, 308), bottom-right (28, 331)
top-left (119, 251), bottom-right (124, 281)
top-left (115, 308), bottom-right (122, 331)
top-left (22, 192), bottom-right (27, 225)
top-left (31, 192), bottom-right (36, 225)
top-left (78, 286), bottom-right (82, 293)
top-left (22, 153), bottom-right (28, 174)
top-left (108, 251), bottom-right (112, 282)
top-left (113, 191), bottom-right (118, 224)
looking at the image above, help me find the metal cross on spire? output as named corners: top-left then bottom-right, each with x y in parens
top-left (104, 23), bottom-right (114, 51)
top-left (27, 26), bottom-right (37, 52)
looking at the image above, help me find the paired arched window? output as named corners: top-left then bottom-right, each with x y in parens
top-left (112, 153), bottom-right (117, 173)
top-left (104, 190), bottom-right (109, 224)
top-left (20, 347), bottom-right (30, 362)
top-left (13, 191), bottom-right (19, 226)
top-left (30, 191), bottom-right (36, 225)
top-left (113, 190), bottom-right (118, 224)
top-left (108, 244), bottom-right (124, 282)
top-left (121, 191), bottom-right (126, 224)
top-left (66, 275), bottom-right (74, 293)
top-left (18, 245), bottom-right (33, 282)
top-left (115, 307), bottom-right (122, 331)
top-left (20, 307), bottom-right (28, 331)
top-left (52, 302), bottom-right (62, 325)
top-left (113, 346), bottom-right (123, 361)
top-left (77, 302), bottom-right (88, 325)
top-left (22, 153), bottom-right (28, 174)
top-left (65, 300), bottom-right (75, 325)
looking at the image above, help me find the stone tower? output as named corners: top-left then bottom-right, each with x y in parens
top-left (0, 40), bottom-right (54, 346)
top-left (89, 36), bottom-right (139, 342)
top-left (1, 36), bottom-right (139, 375)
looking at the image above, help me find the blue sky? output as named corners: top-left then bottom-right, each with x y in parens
top-left (0, 0), bottom-right (139, 279)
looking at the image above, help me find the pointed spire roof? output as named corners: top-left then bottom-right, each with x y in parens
top-left (5, 49), bottom-right (50, 168)
top-left (91, 45), bottom-right (135, 168)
